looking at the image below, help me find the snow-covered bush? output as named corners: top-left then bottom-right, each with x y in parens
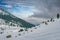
top-left (45, 22), bottom-right (48, 25)
top-left (6, 35), bottom-right (11, 38)
top-left (18, 29), bottom-right (24, 32)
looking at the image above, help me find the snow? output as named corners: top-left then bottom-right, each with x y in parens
top-left (0, 18), bottom-right (60, 40)
top-left (0, 19), bottom-right (6, 25)
top-left (0, 10), bottom-right (3, 13)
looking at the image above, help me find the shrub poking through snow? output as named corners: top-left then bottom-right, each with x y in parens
top-left (31, 30), bottom-right (33, 32)
top-left (53, 20), bottom-right (55, 22)
top-left (45, 22), bottom-right (48, 25)
top-left (50, 18), bottom-right (53, 22)
top-left (35, 27), bottom-right (37, 29)
top-left (18, 34), bottom-right (21, 36)
top-left (18, 29), bottom-right (24, 32)
top-left (6, 35), bottom-right (11, 38)
top-left (42, 21), bottom-right (44, 23)
top-left (1, 27), bottom-right (5, 30)
top-left (47, 20), bottom-right (49, 22)
top-left (0, 32), bottom-right (3, 34)
top-left (25, 29), bottom-right (28, 31)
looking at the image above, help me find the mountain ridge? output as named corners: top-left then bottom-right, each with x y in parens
top-left (0, 8), bottom-right (35, 28)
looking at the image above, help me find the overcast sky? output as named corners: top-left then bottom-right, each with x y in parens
top-left (0, 0), bottom-right (60, 20)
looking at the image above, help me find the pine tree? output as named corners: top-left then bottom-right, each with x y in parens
top-left (57, 13), bottom-right (59, 19)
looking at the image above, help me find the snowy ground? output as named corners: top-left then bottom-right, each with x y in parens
top-left (0, 18), bottom-right (60, 40)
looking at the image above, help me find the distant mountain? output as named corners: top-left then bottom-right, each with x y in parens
top-left (0, 8), bottom-right (35, 28)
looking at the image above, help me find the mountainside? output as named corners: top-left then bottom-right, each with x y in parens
top-left (0, 8), bottom-right (35, 28)
top-left (19, 19), bottom-right (60, 40)
top-left (0, 17), bottom-right (60, 40)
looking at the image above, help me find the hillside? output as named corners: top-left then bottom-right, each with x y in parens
top-left (20, 19), bottom-right (60, 40)
top-left (0, 8), bottom-right (35, 28)
top-left (0, 18), bottom-right (60, 40)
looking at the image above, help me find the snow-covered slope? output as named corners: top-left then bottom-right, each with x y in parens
top-left (0, 18), bottom-right (60, 40)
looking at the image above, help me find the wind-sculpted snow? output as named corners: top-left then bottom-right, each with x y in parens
top-left (0, 19), bottom-right (60, 40)
top-left (20, 19), bottom-right (60, 40)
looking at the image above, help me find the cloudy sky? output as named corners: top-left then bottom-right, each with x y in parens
top-left (0, 0), bottom-right (60, 23)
